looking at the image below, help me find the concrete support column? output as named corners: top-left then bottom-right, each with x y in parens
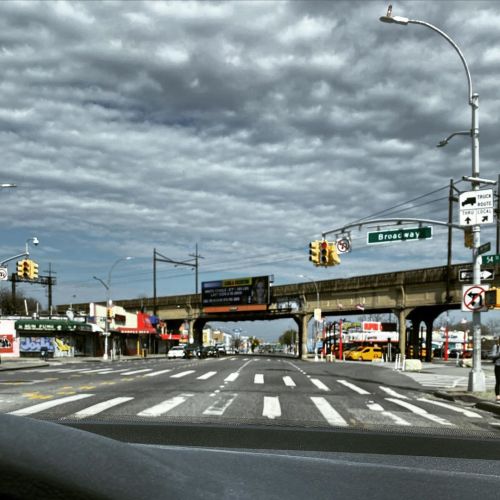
top-left (397, 309), bottom-right (408, 358)
top-left (424, 318), bottom-right (434, 362)
top-left (294, 313), bottom-right (313, 360)
top-left (188, 319), bottom-right (195, 344)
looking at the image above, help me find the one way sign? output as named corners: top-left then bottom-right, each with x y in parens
top-left (459, 268), bottom-right (494, 282)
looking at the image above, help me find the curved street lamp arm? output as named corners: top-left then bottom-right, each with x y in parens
top-left (322, 217), bottom-right (465, 239)
top-left (408, 19), bottom-right (472, 104)
top-left (93, 276), bottom-right (109, 291)
top-left (0, 251), bottom-right (29, 267)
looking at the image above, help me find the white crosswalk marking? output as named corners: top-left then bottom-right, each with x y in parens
top-left (57, 368), bottom-right (93, 373)
top-left (379, 386), bottom-right (409, 399)
top-left (197, 371), bottom-right (217, 380)
top-left (137, 394), bottom-right (194, 417)
top-left (203, 393), bottom-right (237, 416)
top-left (385, 398), bottom-right (454, 426)
top-left (282, 376), bottom-right (296, 387)
top-left (224, 372), bottom-right (239, 382)
top-left (311, 397), bottom-right (348, 427)
top-left (170, 370), bottom-right (196, 379)
top-left (367, 401), bottom-right (411, 426)
top-left (71, 397), bottom-right (134, 419)
top-left (79, 368), bottom-right (114, 374)
top-left (311, 379), bottom-right (330, 391)
top-left (8, 394), bottom-right (94, 416)
top-left (96, 369), bottom-right (130, 375)
top-left (121, 368), bottom-right (153, 376)
top-left (144, 369), bottom-right (172, 377)
top-left (254, 374), bottom-right (264, 384)
top-left (416, 397), bottom-right (482, 418)
top-left (262, 396), bottom-right (281, 419)
top-left (337, 380), bottom-right (370, 395)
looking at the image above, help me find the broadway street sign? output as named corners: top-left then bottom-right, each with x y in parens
top-left (367, 226), bottom-right (433, 245)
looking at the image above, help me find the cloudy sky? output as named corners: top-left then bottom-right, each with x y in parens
top-left (0, 1), bottom-right (498, 338)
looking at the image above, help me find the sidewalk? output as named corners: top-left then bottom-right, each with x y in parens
top-left (0, 354), bottom-right (168, 372)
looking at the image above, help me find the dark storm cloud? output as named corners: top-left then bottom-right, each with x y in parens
top-left (0, 0), bottom-right (497, 306)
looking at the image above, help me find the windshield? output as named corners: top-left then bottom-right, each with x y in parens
top-left (0, 1), bottom-right (500, 497)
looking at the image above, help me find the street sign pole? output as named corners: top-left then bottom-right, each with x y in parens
top-left (468, 93), bottom-right (486, 393)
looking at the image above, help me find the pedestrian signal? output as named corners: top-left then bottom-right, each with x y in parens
top-left (485, 288), bottom-right (500, 309)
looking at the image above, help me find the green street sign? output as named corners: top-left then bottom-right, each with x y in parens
top-left (367, 226), bottom-right (433, 245)
top-left (482, 254), bottom-right (500, 265)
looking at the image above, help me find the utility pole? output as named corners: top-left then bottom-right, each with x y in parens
top-left (153, 244), bottom-right (203, 316)
top-left (446, 179), bottom-right (459, 302)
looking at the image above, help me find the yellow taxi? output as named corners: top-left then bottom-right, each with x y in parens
top-left (346, 346), bottom-right (383, 361)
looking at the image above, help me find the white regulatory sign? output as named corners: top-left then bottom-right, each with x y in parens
top-left (336, 238), bottom-right (351, 254)
top-left (0, 267), bottom-right (8, 281)
top-left (461, 284), bottom-right (489, 312)
top-left (459, 189), bottom-right (494, 226)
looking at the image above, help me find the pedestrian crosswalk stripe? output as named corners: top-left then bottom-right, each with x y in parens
top-left (254, 374), bottom-right (264, 384)
top-left (137, 394), bottom-right (194, 417)
top-left (79, 368), bottom-right (114, 374)
top-left (337, 380), bottom-right (370, 395)
top-left (170, 370), bottom-right (196, 379)
top-left (203, 393), bottom-right (237, 416)
top-left (71, 397), bottom-right (134, 419)
top-left (310, 397), bottom-right (348, 427)
top-left (379, 386), bottom-right (409, 399)
top-left (145, 369), bottom-right (173, 377)
top-left (416, 397), bottom-right (482, 418)
top-left (367, 401), bottom-right (411, 426)
top-left (121, 368), bottom-right (153, 376)
top-left (224, 372), bottom-right (239, 383)
top-left (311, 379), bottom-right (329, 391)
top-left (197, 371), bottom-right (217, 380)
top-left (385, 398), bottom-right (454, 426)
top-left (262, 396), bottom-right (281, 419)
top-left (8, 394), bottom-right (94, 416)
top-left (282, 376), bottom-right (296, 387)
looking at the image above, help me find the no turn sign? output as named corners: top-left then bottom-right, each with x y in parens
top-left (336, 238), bottom-right (351, 254)
top-left (0, 267), bottom-right (8, 281)
top-left (461, 285), bottom-right (489, 312)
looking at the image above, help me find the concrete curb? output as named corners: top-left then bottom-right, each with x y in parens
top-left (0, 362), bottom-right (49, 372)
top-left (434, 390), bottom-right (500, 416)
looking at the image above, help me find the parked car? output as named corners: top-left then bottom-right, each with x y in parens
top-left (167, 346), bottom-right (186, 359)
top-left (184, 344), bottom-right (201, 359)
top-left (346, 346), bottom-right (383, 361)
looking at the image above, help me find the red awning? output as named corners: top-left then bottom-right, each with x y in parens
top-left (159, 333), bottom-right (181, 341)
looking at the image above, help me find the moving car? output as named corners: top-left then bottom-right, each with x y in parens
top-left (167, 346), bottom-right (186, 359)
top-left (199, 346), bottom-right (219, 358)
top-left (346, 346), bottom-right (383, 361)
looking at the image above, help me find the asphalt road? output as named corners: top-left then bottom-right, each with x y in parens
top-left (0, 356), bottom-right (498, 436)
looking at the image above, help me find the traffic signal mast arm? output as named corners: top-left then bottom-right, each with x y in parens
top-left (321, 217), bottom-right (465, 240)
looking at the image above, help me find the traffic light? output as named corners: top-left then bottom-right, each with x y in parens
top-left (328, 242), bottom-right (341, 266)
top-left (30, 260), bottom-right (39, 279)
top-left (464, 228), bottom-right (473, 249)
top-left (320, 240), bottom-right (329, 265)
top-left (485, 288), bottom-right (500, 309)
top-left (23, 260), bottom-right (30, 279)
top-left (309, 240), bottom-right (320, 266)
top-left (16, 260), bottom-right (25, 279)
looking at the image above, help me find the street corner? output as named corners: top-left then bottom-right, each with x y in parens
top-left (434, 390), bottom-right (500, 416)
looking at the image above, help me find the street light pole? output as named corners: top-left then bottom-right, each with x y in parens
top-left (94, 256), bottom-right (132, 361)
top-left (379, 6), bottom-right (486, 391)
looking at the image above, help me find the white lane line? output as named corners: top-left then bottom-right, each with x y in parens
top-left (8, 394), bottom-right (94, 416)
top-left (96, 369), bottom-right (130, 374)
top-left (71, 397), bottom-right (134, 419)
top-left (137, 393), bottom-right (194, 417)
top-left (310, 397), bottom-right (348, 427)
top-left (197, 371), bottom-right (217, 380)
top-left (311, 379), bottom-right (330, 391)
top-left (170, 370), bottom-right (196, 379)
top-left (385, 398), bottom-right (454, 426)
top-left (416, 398), bottom-right (483, 419)
top-left (203, 393), bottom-right (238, 416)
top-left (144, 369), bottom-right (173, 377)
top-left (337, 380), bottom-right (370, 395)
top-left (254, 374), bottom-right (264, 384)
top-left (121, 368), bottom-right (153, 376)
top-left (79, 368), bottom-right (115, 374)
top-left (262, 396), bottom-right (281, 420)
top-left (224, 372), bottom-right (239, 383)
top-left (379, 386), bottom-right (409, 399)
top-left (57, 368), bottom-right (93, 373)
top-left (282, 376), bottom-right (296, 387)
top-left (367, 401), bottom-right (411, 426)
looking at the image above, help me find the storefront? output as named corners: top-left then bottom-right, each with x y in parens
top-left (116, 312), bottom-right (157, 356)
top-left (0, 319), bottom-right (19, 358)
top-left (16, 319), bottom-right (96, 358)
